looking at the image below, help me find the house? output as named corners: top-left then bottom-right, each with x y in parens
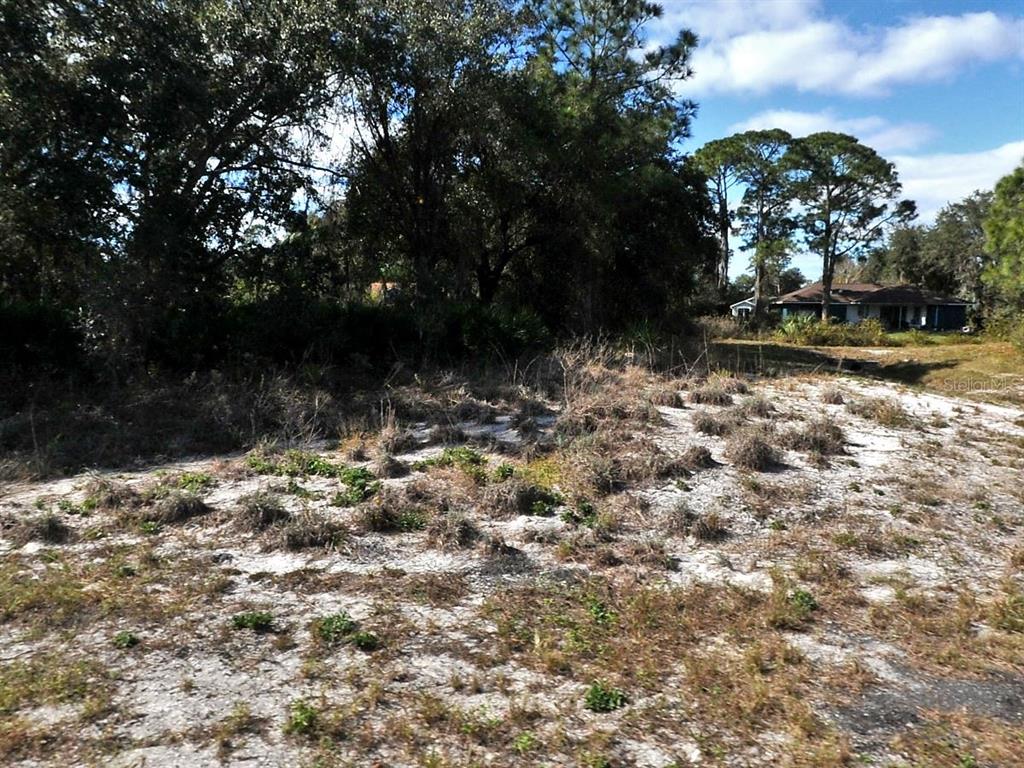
top-left (729, 296), bottom-right (756, 318)
top-left (771, 282), bottom-right (968, 330)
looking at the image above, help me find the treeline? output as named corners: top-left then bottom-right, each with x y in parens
top-left (1, 0), bottom-right (720, 371)
top-left (853, 169), bottom-right (1024, 326)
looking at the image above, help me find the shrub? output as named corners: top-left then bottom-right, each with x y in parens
top-left (693, 315), bottom-right (748, 340)
top-left (726, 428), bottom-right (780, 471)
top-left (237, 492), bottom-right (290, 531)
top-left (232, 611), bottom-right (274, 632)
top-left (583, 681), bottom-right (627, 712)
top-left (776, 315), bottom-right (888, 346)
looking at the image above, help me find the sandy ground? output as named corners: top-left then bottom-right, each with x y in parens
top-left (2, 374), bottom-right (1023, 767)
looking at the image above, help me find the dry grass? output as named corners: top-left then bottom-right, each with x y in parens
top-left (781, 416), bottom-right (847, 455)
top-left (726, 427), bottom-right (781, 471)
top-left (236, 491), bottom-right (290, 531)
top-left (846, 396), bottom-right (914, 428)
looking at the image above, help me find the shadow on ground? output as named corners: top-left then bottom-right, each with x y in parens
top-left (709, 341), bottom-right (959, 387)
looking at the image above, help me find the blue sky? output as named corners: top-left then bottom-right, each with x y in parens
top-left (649, 0), bottom-right (1024, 280)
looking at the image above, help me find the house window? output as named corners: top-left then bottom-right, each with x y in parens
top-left (857, 305), bottom-right (868, 318)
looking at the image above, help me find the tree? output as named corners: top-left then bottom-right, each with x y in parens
top-left (922, 191), bottom-right (993, 314)
top-left (1, 0), bottom-right (352, 362)
top-left (787, 132), bottom-right (915, 320)
top-left (732, 129), bottom-right (794, 314)
top-left (693, 136), bottom-right (744, 292)
top-left (983, 163), bottom-right (1024, 309)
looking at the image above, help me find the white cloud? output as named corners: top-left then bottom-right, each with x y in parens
top-left (653, 1), bottom-right (1024, 96)
top-left (729, 109), bottom-right (935, 153)
top-left (894, 140), bottom-right (1024, 221)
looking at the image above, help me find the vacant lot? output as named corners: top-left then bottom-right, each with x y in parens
top-left (2, 348), bottom-right (1023, 767)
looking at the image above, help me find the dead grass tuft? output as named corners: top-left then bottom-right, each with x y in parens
top-left (781, 416), bottom-right (847, 455)
top-left (5, 513), bottom-right (73, 545)
top-left (426, 510), bottom-right (480, 550)
top-left (237, 491), bottom-right (290, 531)
top-left (281, 511), bottom-right (347, 550)
top-left (144, 491), bottom-right (209, 524)
top-left (846, 396), bottom-right (914, 428)
top-left (726, 427), bottom-right (781, 471)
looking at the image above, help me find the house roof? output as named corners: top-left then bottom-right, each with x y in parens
top-left (771, 282), bottom-right (967, 306)
top-left (729, 296), bottom-right (755, 309)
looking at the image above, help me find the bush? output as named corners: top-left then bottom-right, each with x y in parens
top-left (776, 315), bottom-right (888, 346)
top-left (984, 311), bottom-right (1024, 354)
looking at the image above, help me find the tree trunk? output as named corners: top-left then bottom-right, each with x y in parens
top-left (820, 261), bottom-right (833, 321)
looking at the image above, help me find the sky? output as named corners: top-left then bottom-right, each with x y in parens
top-left (649, 0), bottom-right (1024, 280)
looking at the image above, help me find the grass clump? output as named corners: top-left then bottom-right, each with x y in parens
top-left (736, 394), bottom-right (774, 418)
top-left (583, 681), bottom-right (627, 712)
top-left (767, 583), bottom-right (818, 629)
top-left (726, 428), bottom-right (780, 471)
top-left (175, 471), bottom-right (215, 493)
top-left (145, 491), bottom-right (209, 525)
top-left (231, 611), bottom-right (274, 632)
top-left (426, 510), bottom-right (480, 550)
top-left (846, 397), bottom-right (914, 428)
top-left (246, 449), bottom-right (346, 478)
top-left (414, 446), bottom-right (487, 480)
top-left (7, 513), bottom-right (72, 545)
top-left (280, 512), bottom-right (346, 550)
top-left (781, 416), bottom-right (846, 455)
top-left (688, 384), bottom-right (733, 406)
top-left (237, 491), bottom-right (290, 530)
top-left (693, 411), bottom-right (736, 436)
top-left (356, 488), bottom-right (427, 533)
